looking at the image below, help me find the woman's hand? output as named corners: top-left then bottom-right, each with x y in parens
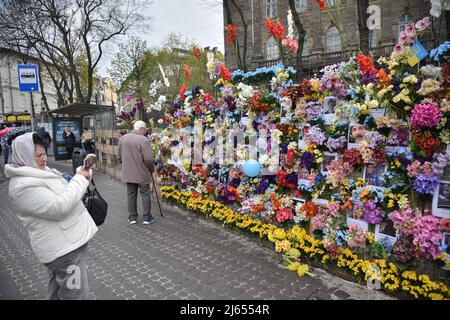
top-left (79, 168), bottom-right (91, 181)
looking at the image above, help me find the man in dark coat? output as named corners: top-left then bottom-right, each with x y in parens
top-left (63, 127), bottom-right (76, 161)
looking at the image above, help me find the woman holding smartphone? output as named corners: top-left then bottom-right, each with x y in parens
top-left (4, 132), bottom-right (98, 300)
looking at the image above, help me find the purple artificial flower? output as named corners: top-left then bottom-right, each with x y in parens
top-left (300, 151), bottom-right (314, 170)
top-left (413, 174), bottom-right (440, 195)
top-left (432, 151), bottom-right (450, 177)
top-left (223, 96), bottom-right (237, 112)
top-left (256, 179), bottom-right (269, 194)
top-left (388, 126), bottom-right (409, 146)
top-left (361, 72), bottom-right (377, 85)
top-left (362, 200), bottom-right (383, 224)
top-left (229, 178), bottom-right (241, 187)
top-left (364, 131), bottom-right (385, 149)
top-left (306, 101), bottom-right (323, 121)
top-left (304, 125), bottom-right (326, 145)
top-left (326, 136), bottom-right (347, 151)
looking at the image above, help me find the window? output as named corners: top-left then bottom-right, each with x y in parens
top-left (295, 0), bottom-right (308, 12)
top-left (266, 37), bottom-right (279, 60)
top-left (266, 0), bottom-right (277, 18)
top-left (369, 30), bottom-right (377, 49)
top-left (398, 14), bottom-right (412, 39)
top-left (302, 35), bottom-right (310, 56)
top-left (326, 26), bottom-right (341, 52)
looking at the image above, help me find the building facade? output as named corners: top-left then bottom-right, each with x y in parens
top-left (0, 49), bottom-right (59, 126)
top-left (224, 0), bottom-right (447, 76)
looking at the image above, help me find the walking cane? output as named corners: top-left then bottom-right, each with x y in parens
top-left (150, 172), bottom-right (163, 217)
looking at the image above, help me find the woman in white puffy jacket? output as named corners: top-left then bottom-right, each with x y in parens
top-left (4, 132), bottom-right (98, 300)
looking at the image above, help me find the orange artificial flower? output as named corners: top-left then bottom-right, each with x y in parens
top-left (225, 24), bottom-right (238, 46)
top-left (180, 83), bottom-right (187, 103)
top-left (376, 68), bottom-right (391, 88)
top-left (219, 64), bottom-right (231, 82)
top-left (270, 193), bottom-right (281, 212)
top-left (184, 65), bottom-right (191, 81)
top-left (301, 201), bottom-right (319, 219)
top-left (264, 19), bottom-right (285, 40)
top-left (192, 46), bottom-right (201, 61)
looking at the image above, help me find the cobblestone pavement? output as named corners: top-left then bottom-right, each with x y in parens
top-left (0, 157), bottom-right (393, 300)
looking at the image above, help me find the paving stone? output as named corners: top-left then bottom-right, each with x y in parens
top-left (0, 158), bottom-right (394, 301)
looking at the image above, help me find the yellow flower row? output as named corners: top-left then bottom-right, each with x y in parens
top-left (160, 186), bottom-right (449, 300)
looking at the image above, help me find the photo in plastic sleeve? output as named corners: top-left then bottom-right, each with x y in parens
top-left (321, 152), bottom-right (339, 174)
top-left (347, 123), bottom-right (365, 149)
top-left (374, 218), bottom-right (397, 247)
top-left (298, 164), bottom-right (311, 187)
top-left (346, 202), bottom-right (369, 232)
top-left (432, 180), bottom-right (450, 219)
top-left (363, 163), bottom-right (387, 188)
top-left (292, 198), bottom-right (305, 224)
top-left (323, 96), bottom-right (338, 125)
top-left (442, 232), bottom-right (450, 262)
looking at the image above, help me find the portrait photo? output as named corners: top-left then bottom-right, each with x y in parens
top-left (387, 125), bottom-right (410, 147)
top-left (321, 152), bottom-right (338, 174)
top-left (432, 181), bottom-right (450, 219)
top-left (348, 124), bottom-right (366, 146)
top-left (363, 164), bottom-right (386, 188)
top-left (323, 96), bottom-right (338, 114)
top-left (298, 164), bottom-right (311, 180)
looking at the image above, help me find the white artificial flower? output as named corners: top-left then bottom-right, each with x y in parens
top-left (237, 82), bottom-right (254, 100)
top-left (158, 64), bottom-right (170, 87)
top-left (287, 8), bottom-right (294, 39)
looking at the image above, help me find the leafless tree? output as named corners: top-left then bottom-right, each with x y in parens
top-left (356, 0), bottom-right (370, 54)
top-left (287, 0), bottom-right (306, 80)
top-left (0, 0), bottom-right (150, 108)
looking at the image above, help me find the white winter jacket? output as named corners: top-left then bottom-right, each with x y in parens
top-left (4, 133), bottom-right (98, 264)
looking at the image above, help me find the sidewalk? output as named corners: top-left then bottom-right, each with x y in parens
top-left (0, 158), bottom-right (392, 300)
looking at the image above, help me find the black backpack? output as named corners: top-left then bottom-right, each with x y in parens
top-left (82, 179), bottom-right (108, 226)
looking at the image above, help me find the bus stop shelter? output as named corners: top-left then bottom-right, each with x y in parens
top-left (50, 103), bottom-right (115, 160)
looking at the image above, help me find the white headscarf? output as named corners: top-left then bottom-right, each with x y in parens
top-left (11, 132), bottom-right (39, 168)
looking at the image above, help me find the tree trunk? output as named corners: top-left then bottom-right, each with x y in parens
top-left (230, 0), bottom-right (248, 71)
top-left (447, 10), bottom-right (450, 42)
top-left (37, 62), bottom-right (50, 122)
top-left (288, 0), bottom-right (306, 81)
top-left (357, 0), bottom-right (370, 54)
top-left (224, 0), bottom-right (243, 70)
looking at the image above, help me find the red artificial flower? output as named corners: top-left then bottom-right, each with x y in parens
top-left (343, 148), bottom-right (364, 167)
top-left (192, 46), bottom-right (201, 61)
top-left (225, 24), bottom-right (238, 46)
top-left (180, 83), bottom-right (187, 103)
top-left (316, 0), bottom-right (326, 10)
top-left (184, 65), bottom-right (191, 81)
top-left (219, 64), bottom-right (231, 82)
top-left (356, 53), bottom-right (378, 75)
top-left (264, 19), bottom-right (285, 40)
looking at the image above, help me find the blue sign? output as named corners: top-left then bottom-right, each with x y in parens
top-left (412, 40), bottom-right (428, 61)
top-left (17, 65), bottom-right (39, 92)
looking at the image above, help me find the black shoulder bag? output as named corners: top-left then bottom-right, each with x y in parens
top-left (82, 179), bottom-right (108, 226)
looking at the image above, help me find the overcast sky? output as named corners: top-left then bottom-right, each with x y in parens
top-left (98, 0), bottom-right (225, 77)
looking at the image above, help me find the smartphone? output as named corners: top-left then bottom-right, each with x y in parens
top-left (83, 154), bottom-right (96, 170)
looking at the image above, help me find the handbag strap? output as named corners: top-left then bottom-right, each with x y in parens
top-left (90, 178), bottom-right (97, 190)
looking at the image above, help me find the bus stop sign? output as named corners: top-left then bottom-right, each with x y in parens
top-left (17, 65), bottom-right (39, 92)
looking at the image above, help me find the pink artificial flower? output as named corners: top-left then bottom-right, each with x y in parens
top-left (399, 32), bottom-right (408, 45)
top-left (410, 103), bottom-right (441, 129)
top-left (394, 44), bottom-right (403, 54)
top-left (421, 162), bottom-right (433, 176)
top-left (415, 17), bottom-right (430, 31)
top-left (282, 37), bottom-right (299, 54)
top-left (404, 24), bottom-right (416, 38)
top-left (407, 161), bottom-right (421, 178)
